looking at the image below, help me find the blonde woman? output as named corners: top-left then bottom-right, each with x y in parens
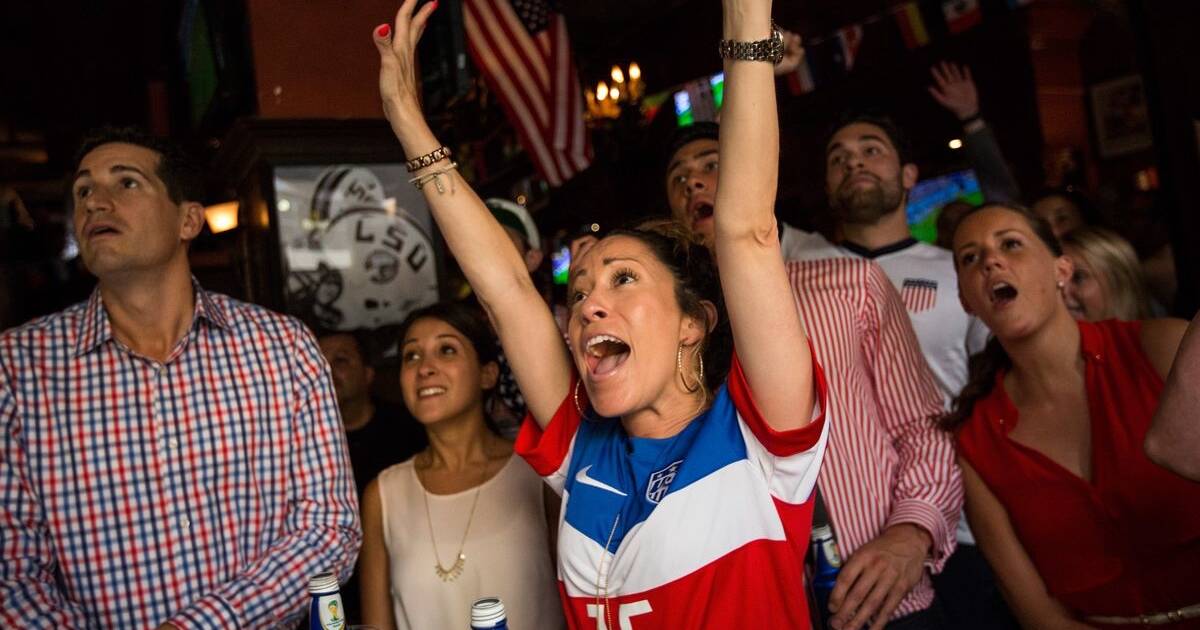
top-left (1060, 226), bottom-right (1153, 321)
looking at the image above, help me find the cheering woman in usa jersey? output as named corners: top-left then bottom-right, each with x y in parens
top-left (373, 0), bottom-right (829, 626)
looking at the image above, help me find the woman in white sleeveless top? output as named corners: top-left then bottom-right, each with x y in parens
top-left (359, 302), bottom-right (565, 629)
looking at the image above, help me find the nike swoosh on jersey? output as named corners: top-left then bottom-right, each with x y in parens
top-left (575, 465), bottom-right (627, 496)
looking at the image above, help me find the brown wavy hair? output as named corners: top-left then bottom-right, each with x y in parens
top-left (940, 203), bottom-right (1062, 431)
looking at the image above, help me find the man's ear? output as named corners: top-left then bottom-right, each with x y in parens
top-left (365, 366), bottom-right (376, 388)
top-left (902, 163), bottom-right (919, 190)
top-left (481, 360), bottom-right (500, 390)
top-left (180, 201), bottom-right (206, 242)
top-left (524, 248), bottom-right (545, 274)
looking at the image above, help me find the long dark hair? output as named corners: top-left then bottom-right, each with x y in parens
top-left (941, 203), bottom-right (1062, 431)
top-left (602, 219), bottom-right (732, 396)
top-left (395, 301), bottom-right (503, 433)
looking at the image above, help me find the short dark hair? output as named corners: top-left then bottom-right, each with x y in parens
top-left (315, 328), bottom-right (373, 364)
top-left (1030, 186), bottom-right (1101, 228)
top-left (823, 111), bottom-right (913, 167)
top-left (662, 121), bottom-right (720, 180)
top-left (72, 126), bottom-right (204, 205)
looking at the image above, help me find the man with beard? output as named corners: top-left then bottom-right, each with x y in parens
top-left (665, 123), bottom-right (961, 630)
top-left (799, 112), bottom-right (990, 403)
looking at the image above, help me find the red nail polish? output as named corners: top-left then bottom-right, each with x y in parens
top-left (376, 24), bottom-right (391, 38)
top-left (431, 1), bottom-right (439, 10)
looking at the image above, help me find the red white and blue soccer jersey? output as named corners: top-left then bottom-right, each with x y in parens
top-left (515, 350), bottom-right (829, 629)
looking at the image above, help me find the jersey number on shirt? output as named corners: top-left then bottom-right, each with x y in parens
top-left (586, 600), bottom-right (652, 629)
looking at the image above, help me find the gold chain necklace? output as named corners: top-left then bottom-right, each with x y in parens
top-left (421, 456), bottom-right (493, 582)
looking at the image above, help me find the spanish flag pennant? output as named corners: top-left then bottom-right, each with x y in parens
top-left (894, 2), bottom-right (930, 49)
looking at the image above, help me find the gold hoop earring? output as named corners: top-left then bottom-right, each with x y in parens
top-left (677, 343), bottom-right (704, 394)
top-left (573, 379), bottom-right (586, 416)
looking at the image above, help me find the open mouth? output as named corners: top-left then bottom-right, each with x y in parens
top-left (584, 334), bottom-right (631, 377)
top-left (990, 281), bottom-right (1018, 307)
top-left (87, 225), bottom-right (120, 239)
top-left (417, 386), bottom-right (447, 398)
top-left (689, 202), bottom-right (714, 229)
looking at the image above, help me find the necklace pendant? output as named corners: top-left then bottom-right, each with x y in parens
top-left (434, 553), bottom-right (466, 581)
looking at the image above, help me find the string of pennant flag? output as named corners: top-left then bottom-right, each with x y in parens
top-left (775, 0), bottom-right (1034, 96)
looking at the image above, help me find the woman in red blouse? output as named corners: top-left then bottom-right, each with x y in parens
top-left (944, 203), bottom-right (1199, 628)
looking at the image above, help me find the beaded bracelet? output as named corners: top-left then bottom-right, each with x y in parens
top-left (406, 146), bottom-right (452, 173)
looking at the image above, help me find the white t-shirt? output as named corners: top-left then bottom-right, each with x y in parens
top-left (781, 224), bottom-right (989, 402)
top-left (377, 455), bottom-right (565, 630)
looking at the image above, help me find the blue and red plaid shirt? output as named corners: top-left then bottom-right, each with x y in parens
top-left (0, 281), bottom-right (361, 628)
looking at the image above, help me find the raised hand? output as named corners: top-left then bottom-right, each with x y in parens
top-left (773, 27), bottom-right (805, 76)
top-left (928, 61), bottom-right (979, 121)
top-left (372, 0), bottom-right (440, 143)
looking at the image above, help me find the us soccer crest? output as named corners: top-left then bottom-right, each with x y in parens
top-left (646, 460), bottom-right (684, 504)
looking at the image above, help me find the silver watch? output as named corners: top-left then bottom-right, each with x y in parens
top-left (718, 21), bottom-right (784, 64)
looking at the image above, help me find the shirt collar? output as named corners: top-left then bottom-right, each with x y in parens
top-left (840, 237), bottom-right (919, 259)
top-left (73, 276), bottom-right (230, 357)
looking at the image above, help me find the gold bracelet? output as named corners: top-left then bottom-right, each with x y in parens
top-left (405, 146), bottom-right (452, 172)
top-left (409, 162), bottom-right (459, 194)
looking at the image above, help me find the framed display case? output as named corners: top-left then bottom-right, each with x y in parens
top-left (1090, 75), bottom-right (1154, 159)
top-left (213, 119), bottom-right (448, 338)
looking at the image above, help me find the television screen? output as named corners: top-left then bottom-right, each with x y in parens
top-left (673, 72), bottom-right (725, 127)
top-left (906, 169), bottom-right (983, 244)
top-left (551, 245), bottom-right (570, 285)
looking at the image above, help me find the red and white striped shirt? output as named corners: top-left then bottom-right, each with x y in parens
top-left (786, 258), bottom-right (962, 620)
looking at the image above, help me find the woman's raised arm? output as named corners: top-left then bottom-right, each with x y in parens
top-left (712, 0), bottom-right (815, 429)
top-left (373, 0), bottom-right (570, 425)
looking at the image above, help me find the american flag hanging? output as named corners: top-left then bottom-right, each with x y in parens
top-left (900, 278), bottom-right (939, 313)
top-left (463, 0), bottom-right (592, 187)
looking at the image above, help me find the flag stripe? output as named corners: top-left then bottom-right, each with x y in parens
top-left (463, 0), bottom-right (591, 187)
top-left (787, 58), bottom-right (815, 96)
top-left (472, 0), bottom-right (550, 125)
top-left (463, 2), bottom-right (563, 185)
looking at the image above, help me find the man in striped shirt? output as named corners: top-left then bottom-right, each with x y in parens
top-left (0, 128), bottom-right (361, 628)
top-left (665, 124), bottom-right (961, 630)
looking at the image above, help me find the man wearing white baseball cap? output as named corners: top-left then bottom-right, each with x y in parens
top-left (486, 198), bottom-right (544, 274)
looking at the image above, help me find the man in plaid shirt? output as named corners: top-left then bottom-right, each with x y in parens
top-left (0, 127), bottom-right (361, 628)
